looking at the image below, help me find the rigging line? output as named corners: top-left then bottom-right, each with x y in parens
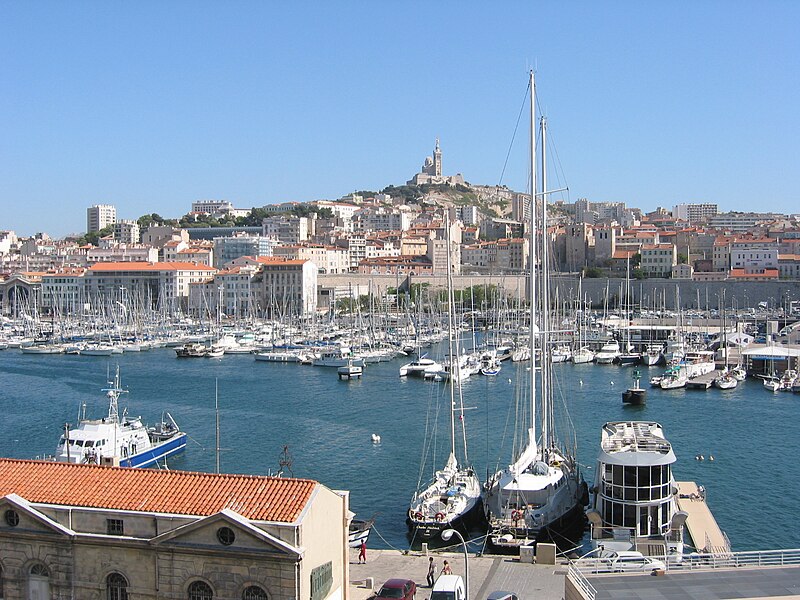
top-left (369, 524), bottom-right (405, 553)
top-left (498, 80), bottom-right (530, 187)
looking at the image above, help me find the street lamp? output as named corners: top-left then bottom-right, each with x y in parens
top-left (441, 529), bottom-right (468, 600)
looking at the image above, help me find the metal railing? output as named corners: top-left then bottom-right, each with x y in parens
top-left (571, 547), bottom-right (800, 576)
top-left (566, 562), bottom-right (597, 600)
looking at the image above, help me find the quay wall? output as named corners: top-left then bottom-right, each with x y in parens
top-left (318, 274), bottom-right (800, 310)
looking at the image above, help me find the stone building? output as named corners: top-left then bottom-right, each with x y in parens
top-left (0, 459), bottom-right (349, 600)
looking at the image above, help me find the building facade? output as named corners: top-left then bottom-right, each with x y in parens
top-left (86, 205), bottom-right (117, 233)
top-left (0, 459), bottom-right (348, 600)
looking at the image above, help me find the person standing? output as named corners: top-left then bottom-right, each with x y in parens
top-left (426, 556), bottom-right (436, 587)
top-left (441, 560), bottom-right (452, 575)
top-left (358, 539), bottom-right (367, 564)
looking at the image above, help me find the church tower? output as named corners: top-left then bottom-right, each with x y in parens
top-left (433, 138), bottom-right (442, 177)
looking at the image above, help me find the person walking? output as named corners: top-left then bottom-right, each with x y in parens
top-left (426, 556), bottom-right (436, 587)
top-left (358, 539), bottom-right (367, 564)
top-left (441, 560), bottom-right (452, 575)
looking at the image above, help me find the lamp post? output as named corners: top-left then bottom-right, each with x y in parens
top-left (441, 528), bottom-right (468, 600)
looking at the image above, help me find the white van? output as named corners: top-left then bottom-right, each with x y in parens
top-left (430, 575), bottom-right (465, 600)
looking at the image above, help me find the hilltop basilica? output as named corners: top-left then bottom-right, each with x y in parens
top-left (407, 138), bottom-right (465, 186)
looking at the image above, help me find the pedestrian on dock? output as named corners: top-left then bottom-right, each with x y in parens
top-left (426, 556), bottom-right (436, 587)
top-left (441, 560), bottom-right (452, 575)
top-left (358, 539), bottom-right (367, 563)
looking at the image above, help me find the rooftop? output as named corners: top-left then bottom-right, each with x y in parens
top-left (0, 459), bottom-right (316, 522)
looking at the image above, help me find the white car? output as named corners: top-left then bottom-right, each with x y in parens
top-left (602, 551), bottom-right (666, 573)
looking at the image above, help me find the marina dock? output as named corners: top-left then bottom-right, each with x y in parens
top-left (685, 371), bottom-right (720, 389)
top-left (675, 481), bottom-right (730, 553)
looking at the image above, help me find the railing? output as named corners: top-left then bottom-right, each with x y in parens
top-left (571, 548), bottom-right (800, 576)
top-left (566, 562), bottom-right (597, 600)
top-left (669, 548), bottom-right (800, 571)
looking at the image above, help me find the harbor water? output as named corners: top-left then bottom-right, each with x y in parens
top-left (1, 347), bottom-right (798, 552)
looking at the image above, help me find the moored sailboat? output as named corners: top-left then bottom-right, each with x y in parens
top-left (484, 72), bottom-right (586, 551)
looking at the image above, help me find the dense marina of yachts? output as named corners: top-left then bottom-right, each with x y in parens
top-left (3, 305), bottom-right (799, 391)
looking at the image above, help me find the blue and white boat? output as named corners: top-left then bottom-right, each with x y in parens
top-left (54, 367), bottom-right (186, 468)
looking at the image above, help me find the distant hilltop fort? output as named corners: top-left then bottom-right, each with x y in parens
top-left (407, 138), bottom-right (465, 186)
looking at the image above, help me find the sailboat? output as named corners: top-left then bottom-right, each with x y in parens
top-left (617, 257), bottom-right (641, 366)
top-left (484, 71), bottom-right (586, 551)
top-left (407, 215), bottom-right (482, 540)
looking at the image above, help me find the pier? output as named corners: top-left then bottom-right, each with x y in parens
top-left (675, 481), bottom-right (730, 553)
top-left (686, 371), bottom-right (720, 389)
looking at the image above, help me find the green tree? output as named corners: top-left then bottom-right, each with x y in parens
top-left (77, 225), bottom-right (113, 246)
top-left (632, 268), bottom-right (647, 280)
top-left (583, 266), bottom-right (604, 278)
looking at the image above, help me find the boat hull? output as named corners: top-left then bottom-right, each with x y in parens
top-left (121, 433), bottom-right (187, 468)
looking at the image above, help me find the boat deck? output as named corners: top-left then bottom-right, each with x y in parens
top-left (675, 481), bottom-right (729, 553)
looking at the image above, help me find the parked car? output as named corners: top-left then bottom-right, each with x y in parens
top-left (430, 575), bottom-right (465, 600)
top-left (486, 592), bottom-right (519, 600)
top-left (602, 551), bottom-right (666, 573)
top-left (375, 578), bottom-right (416, 600)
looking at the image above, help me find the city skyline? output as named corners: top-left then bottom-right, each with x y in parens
top-left (2, 1), bottom-right (799, 237)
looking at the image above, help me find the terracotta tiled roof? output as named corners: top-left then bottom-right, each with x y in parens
top-left (0, 459), bottom-right (316, 522)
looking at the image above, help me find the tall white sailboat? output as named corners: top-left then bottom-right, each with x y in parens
top-left (484, 71), bottom-right (586, 550)
top-left (407, 215), bottom-right (482, 540)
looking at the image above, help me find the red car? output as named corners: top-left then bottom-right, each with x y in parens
top-left (375, 578), bottom-right (416, 600)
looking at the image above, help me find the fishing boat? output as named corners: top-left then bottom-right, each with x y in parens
top-left (348, 514), bottom-right (376, 548)
top-left (53, 367), bottom-right (186, 467)
top-left (484, 72), bottom-right (586, 551)
top-left (175, 342), bottom-right (209, 358)
top-left (407, 214), bottom-right (482, 540)
top-left (586, 421), bottom-right (686, 558)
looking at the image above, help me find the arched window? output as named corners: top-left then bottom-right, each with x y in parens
top-left (107, 572), bottom-right (128, 600)
top-left (188, 580), bottom-right (213, 600)
top-left (242, 586), bottom-right (268, 600)
top-left (29, 564), bottom-right (49, 577)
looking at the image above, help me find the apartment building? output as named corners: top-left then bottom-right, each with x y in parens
top-left (640, 243), bottom-right (677, 277)
top-left (86, 204), bottom-right (116, 233)
top-left (213, 235), bottom-right (277, 268)
top-left (258, 259), bottom-right (318, 316)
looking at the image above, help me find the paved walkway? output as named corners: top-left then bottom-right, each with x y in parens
top-left (676, 481), bottom-right (729, 553)
top-left (348, 548), bottom-right (566, 600)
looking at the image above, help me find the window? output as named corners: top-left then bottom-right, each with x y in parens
top-left (4, 510), bottom-right (19, 527)
top-left (107, 573), bottom-right (129, 600)
top-left (107, 519), bottom-right (124, 535)
top-left (216, 526), bottom-right (235, 546)
top-left (242, 586), bottom-right (268, 600)
top-left (30, 564), bottom-right (49, 577)
top-left (188, 580), bottom-right (213, 600)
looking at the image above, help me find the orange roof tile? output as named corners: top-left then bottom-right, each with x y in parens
top-left (0, 459), bottom-right (315, 522)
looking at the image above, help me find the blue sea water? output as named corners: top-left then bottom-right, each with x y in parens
top-left (0, 347), bottom-right (798, 552)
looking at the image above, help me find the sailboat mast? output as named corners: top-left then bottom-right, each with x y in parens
top-left (540, 114), bottom-right (551, 454)
top-left (528, 70), bottom-right (538, 456)
top-left (444, 214), bottom-right (458, 460)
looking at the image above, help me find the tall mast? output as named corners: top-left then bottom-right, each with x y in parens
top-left (540, 115), bottom-right (552, 454)
top-left (445, 213), bottom-right (458, 460)
top-left (528, 70), bottom-right (538, 456)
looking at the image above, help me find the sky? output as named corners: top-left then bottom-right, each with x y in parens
top-left (2, 1), bottom-right (799, 237)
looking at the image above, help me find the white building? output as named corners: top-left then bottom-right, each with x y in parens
top-left (262, 215), bottom-right (311, 244)
top-left (273, 244), bottom-right (350, 274)
top-left (113, 220), bottom-right (140, 244)
top-left (672, 203), bottom-right (718, 224)
top-left (258, 259), bottom-right (318, 316)
top-left (86, 244), bottom-right (159, 264)
top-left (730, 239), bottom-right (779, 273)
top-left (85, 261), bottom-right (216, 311)
top-left (86, 204), bottom-right (116, 233)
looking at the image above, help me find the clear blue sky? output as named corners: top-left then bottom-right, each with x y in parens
top-left (2, 1), bottom-right (799, 237)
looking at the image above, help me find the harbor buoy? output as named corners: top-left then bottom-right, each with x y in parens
top-left (610, 381), bottom-right (615, 386)
top-left (709, 455), bottom-right (715, 461)
top-left (579, 380), bottom-right (583, 386)
top-left (507, 378), bottom-right (512, 384)
top-left (371, 434), bottom-right (381, 444)
top-left (695, 454), bottom-right (704, 461)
